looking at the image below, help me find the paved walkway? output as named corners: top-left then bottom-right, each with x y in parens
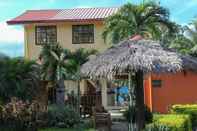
top-left (96, 107), bottom-right (128, 131)
top-left (97, 122), bottom-right (128, 131)
top-left (111, 122), bottom-right (128, 131)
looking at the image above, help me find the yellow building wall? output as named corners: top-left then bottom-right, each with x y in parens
top-left (24, 21), bottom-right (110, 60)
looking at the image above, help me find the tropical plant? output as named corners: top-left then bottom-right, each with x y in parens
top-left (40, 43), bottom-right (68, 105)
top-left (103, 2), bottom-right (178, 44)
top-left (40, 43), bottom-right (65, 81)
top-left (144, 123), bottom-right (171, 131)
top-left (167, 20), bottom-right (197, 56)
top-left (0, 98), bottom-right (40, 131)
top-left (168, 34), bottom-right (194, 55)
top-left (170, 104), bottom-right (197, 128)
top-left (40, 43), bottom-right (97, 105)
top-left (123, 105), bottom-right (153, 124)
top-left (64, 48), bottom-right (97, 114)
top-left (64, 48), bottom-right (97, 80)
top-left (47, 105), bottom-right (80, 128)
top-left (0, 57), bottom-right (40, 102)
top-left (184, 20), bottom-right (197, 56)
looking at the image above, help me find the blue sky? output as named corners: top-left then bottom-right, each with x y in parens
top-left (0, 0), bottom-right (197, 57)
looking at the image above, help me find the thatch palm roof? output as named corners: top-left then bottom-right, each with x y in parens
top-left (81, 39), bottom-right (197, 79)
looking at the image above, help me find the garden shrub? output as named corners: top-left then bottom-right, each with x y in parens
top-left (0, 98), bottom-right (40, 131)
top-left (0, 58), bottom-right (40, 103)
top-left (145, 114), bottom-right (192, 131)
top-left (170, 104), bottom-right (197, 128)
top-left (47, 105), bottom-right (80, 128)
top-left (145, 105), bottom-right (153, 124)
top-left (80, 119), bottom-right (94, 129)
top-left (0, 104), bottom-right (3, 121)
top-left (145, 123), bottom-right (172, 131)
top-left (123, 106), bottom-right (136, 123)
top-left (0, 97), bottom-right (3, 105)
top-left (123, 105), bottom-right (153, 124)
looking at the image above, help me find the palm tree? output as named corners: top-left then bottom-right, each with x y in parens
top-left (185, 20), bottom-right (197, 56)
top-left (167, 20), bottom-right (197, 56)
top-left (40, 43), bottom-right (97, 106)
top-left (64, 48), bottom-right (97, 113)
top-left (65, 48), bottom-right (97, 79)
top-left (0, 57), bottom-right (40, 103)
top-left (102, 2), bottom-right (178, 130)
top-left (40, 43), bottom-right (68, 105)
top-left (103, 2), bottom-right (178, 44)
top-left (168, 34), bottom-right (194, 55)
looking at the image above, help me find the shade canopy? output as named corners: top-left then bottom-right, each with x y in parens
top-left (81, 39), bottom-right (197, 79)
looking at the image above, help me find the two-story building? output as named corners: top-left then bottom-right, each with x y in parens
top-left (7, 7), bottom-right (119, 113)
top-left (7, 7), bottom-right (197, 113)
top-left (7, 8), bottom-right (119, 59)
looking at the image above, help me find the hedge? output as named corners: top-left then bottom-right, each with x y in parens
top-left (170, 104), bottom-right (197, 128)
top-left (145, 114), bottom-right (192, 131)
top-left (39, 128), bottom-right (95, 131)
top-left (145, 123), bottom-right (172, 131)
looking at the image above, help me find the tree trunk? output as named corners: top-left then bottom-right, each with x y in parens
top-left (135, 70), bottom-right (145, 131)
top-left (56, 79), bottom-right (65, 105)
top-left (34, 81), bottom-right (48, 111)
top-left (77, 80), bottom-right (81, 116)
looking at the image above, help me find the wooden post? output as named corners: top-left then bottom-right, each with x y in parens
top-left (128, 72), bottom-right (135, 131)
top-left (128, 73), bottom-right (132, 131)
top-left (135, 70), bottom-right (145, 131)
top-left (101, 79), bottom-right (108, 108)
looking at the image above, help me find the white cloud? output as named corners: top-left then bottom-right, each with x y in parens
top-left (0, 22), bottom-right (23, 44)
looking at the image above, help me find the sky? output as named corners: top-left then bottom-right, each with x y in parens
top-left (0, 0), bottom-right (197, 57)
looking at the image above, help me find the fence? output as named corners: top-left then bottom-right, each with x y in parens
top-left (80, 94), bottom-right (101, 116)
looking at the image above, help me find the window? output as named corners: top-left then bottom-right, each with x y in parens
top-left (35, 26), bottom-right (57, 45)
top-left (152, 80), bottom-right (162, 88)
top-left (72, 24), bottom-right (94, 44)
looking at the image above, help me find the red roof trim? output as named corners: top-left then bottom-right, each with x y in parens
top-left (7, 18), bottom-right (105, 25)
top-left (7, 7), bottom-right (119, 25)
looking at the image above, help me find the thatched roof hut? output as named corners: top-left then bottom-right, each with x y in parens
top-left (81, 38), bottom-right (197, 131)
top-left (81, 39), bottom-right (197, 79)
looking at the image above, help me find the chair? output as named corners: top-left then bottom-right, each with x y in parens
top-left (92, 106), bottom-right (112, 131)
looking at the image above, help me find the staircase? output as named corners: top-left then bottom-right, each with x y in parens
top-left (107, 106), bottom-right (127, 122)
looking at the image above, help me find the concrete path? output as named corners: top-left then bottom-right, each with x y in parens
top-left (96, 122), bottom-right (128, 131)
top-left (111, 122), bottom-right (128, 131)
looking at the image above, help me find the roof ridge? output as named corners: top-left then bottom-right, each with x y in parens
top-left (69, 6), bottom-right (119, 9)
top-left (26, 9), bottom-right (63, 12)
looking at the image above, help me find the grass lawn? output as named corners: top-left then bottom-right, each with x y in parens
top-left (39, 128), bottom-right (95, 131)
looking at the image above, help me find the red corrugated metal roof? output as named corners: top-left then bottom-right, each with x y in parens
top-left (7, 7), bottom-right (119, 25)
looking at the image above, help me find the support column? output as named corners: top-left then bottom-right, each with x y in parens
top-left (24, 26), bottom-right (29, 59)
top-left (148, 74), bottom-right (153, 112)
top-left (80, 80), bottom-right (86, 95)
top-left (101, 79), bottom-right (108, 108)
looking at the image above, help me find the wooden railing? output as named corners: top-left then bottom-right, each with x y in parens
top-left (80, 94), bottom-right (101, 116)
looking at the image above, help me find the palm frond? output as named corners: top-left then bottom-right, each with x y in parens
top-left (102, 2), bottom-right (177, 44)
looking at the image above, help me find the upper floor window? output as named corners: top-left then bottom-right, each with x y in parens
top-left (72, 24), bottom-right (94, 44)
top-left (35, 26), bottom-right (57, 45)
